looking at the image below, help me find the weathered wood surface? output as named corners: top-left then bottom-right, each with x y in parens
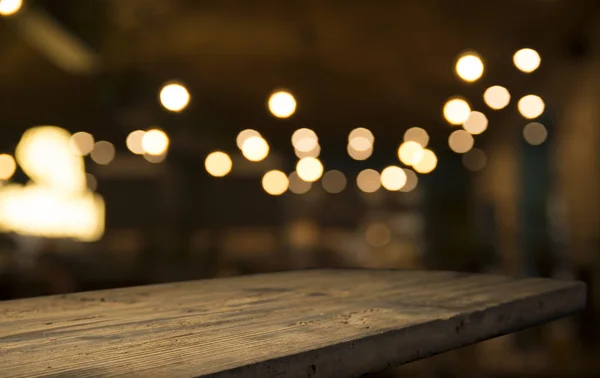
top-left (0, 269), bottom-right (586, 377)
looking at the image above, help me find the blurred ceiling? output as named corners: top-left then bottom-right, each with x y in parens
top-left (0, 0), bottom-right (598, 151)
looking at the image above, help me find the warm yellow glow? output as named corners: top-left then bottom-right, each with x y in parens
top-left (523, 122), bottom-right (548, 145)
top-left (513, 48), bottom-right (541, 73)
top-left (159, 82), bottom-right (190, 112)
top-left (241, 136), bottom-right (269, 162)
top-left (16, 126), bottom-right (86, 194)
top-left (483, 86), bottom-right (511, 110)
top-left (400, 169), bottom-right (418, 192)
top-left (296, 157), bottom-right (323, 182)
top-left (322, 170), bottom-right (346, 194)
top-left (380, 166), bottom-right (407, 191)
top-left (126, 130), bottom-right (146, 155)
top-left (142, 129), bottom-right (170, 156)
top-left (365, 223), bottom-right (391, 248)
top-left (398, 141), bottom-right (424, 166)
top-left (518, 95), bottom-right (545, 119)
top-left (236, 129), bottom-right (261, 150)
top-left (348, 128), bottom-right (374, 151)
top-left (288, 172), bottom-right (311, 194)
top-left (348, 145), bottom-right (373, 161)
top-left (268, 90), bottom-right (296, 118)
top-left (413, 149), bottom-right (438, 174)
top-left (455, 53), bottom-right (484, 82)
top-left (356, 169), bottom-right (381, 193)
top-left (205, 151), bottom-right (232, 177)
top-left (404, 127), bottom-right (429, 147)
top-left (443, 98), bottom-right (471, 125)
top-left (295, 144), bottom-right (320, 158)
top-left (143, 152), bottom-right (167, 164)
top-left (463, 111), bottom-right (488, 135)
top-left (90, 141), bottom-right (115, 165)
top-left (448, 130), bottom-right (474, 154)
top-left (262, 170), bottom-right (289, 195)
top-left (0, 154), bottom-right (16, 181)
top-left (462, 148), bottom-right (487, 171)
top-left (69, 132), bottom-right (95, 156)
top-left (0, 0), bottom-right (22, 16)
top-left (292, 128), bottom-right (318, 152)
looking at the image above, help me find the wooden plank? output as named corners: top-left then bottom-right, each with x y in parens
top-left (0, 269), bottom-right (585, 377)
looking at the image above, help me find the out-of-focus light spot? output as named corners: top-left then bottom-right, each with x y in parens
top-left (143, 152), bottom-right (167, 164)
top-left (348, 144), bottom-right (373, 160)
top-left (126, 130), bottom-right (146, 155)
top-left (292, 128), bottom-right (318, 152)
top-left (380, 166), bottom-right (407, 191)
top-left (69, 132), bottom-right (94, 156)
top-left (0, 154), bottom-right (16, 180)
top-left (404, 127), bottom-right (429, 147)
top-left (356, 169), bottom-right (381, 193)
top-left (241, 136), bottom-right (269, 162)
top-left (322, 170), bottom-right (346, 193)
top-left (90, 141), bottom-right (116, 165)
top-left (443, 98), bottom-right (471, 125)
top-left (463, 111), bottom-right (488, 135)
top-left (523, 122), bottom-right (548, 145)
top-left (398, 141), bottom-right (424, 166)
top-left (288, 172), bottom-right (311, 194)
top-left (462, 148), bottom-right (487, 171)
top-left (455, 53), bottom-right (484, 82)
top-left (518, 95), bottom-right (545, 119)
top-left (142, 129), bottom-right (170, 156)
top-left (348, 128), bottom-right (374, 151)
top-left (365, 223), bottom-right (391, 248)
top-left (400, 169), bottom-right (418, 192)
top-left (205, 151), bottom-right (232, 177)
top-left (448, 130), bottom-right (474, 154)
top-left (85, 173), bottom-right (97, 192)
top-left (296, 157), bottom-right (323, 182)
top-left (413, 149), bottom-right (438, 174)
top-left (483, 86), bottom-right (511, 110)
top-left (0, 0), bottom-right (22, 16)
top-left (159, 82), bottom-right (190, 112)
top-left (513, 48), bottom-right (541, 73)
top-left (236, 129), bottom-right (261, 150)
top-left (295, 144), bottom-right (320, 158)
top-left (268, 90), bottom-right (296, 118)
top-left (262, 170), bottom-right (289, 195)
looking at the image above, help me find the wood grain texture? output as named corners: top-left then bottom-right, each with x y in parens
top-left (0, 269), bottom-right (586, 377)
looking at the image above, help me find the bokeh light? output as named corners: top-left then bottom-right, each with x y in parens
top-left (0, 154), bottom-right (16, 180)
top-left (348, 128), bottom-right (374, 151)
top-left (0, 0), bottom-right (22, 16)
top-left (398, 141), bottom-right (424, 166)
top-left (142, 129), bottom-right (170, 156)
top-left (126, 130), bottom-right (146, 155)
top-left (288, 172), bottom-right (312, 194)
top-left (348, 144), bottom-right (373, 161)
top-left (296, 157), bottom-right (324, 182)
top-left (443, 98), bottom-right (471, 125)
top-left (463, 111), bottom-right (488, 135)
top-left (143, 152), bottom-right (167, 164)
top-left (159, 82), bottom-right (190, 112)
top-left (518, 95), bottom-right (545, 119)
top-left (292, 128), bottom-right (318, 152)
top-left (413, 149), bottom-right (438, 174)
top-left (448, 130), bottom-right (474, 154)
top-left (400, 169), bottom-right (418, 192)
top-left (295, 144), bottom-right (320, 158)
top-left (483, 86), bottom-right (511, 110)
top-left (322, 170), bottom-right (347, 194)
top-left (523, 122), bottom-right (548, 145)
top-left (403, 127), bottom-right (429, 147)
top-left (513, 48), bottom-right (541, 73)
top-left (205, 151), bottom-right (232, 177)
top-left (69, 132), bottom-right (95, 156)
top-left (85, 173), bottom-right (97, 192)
top-left (356, 169), bottom-right (381, 193)
top-left (236, 129), bottom-right (261, 150)
top-left (262, 170), bottom-right (289, 196)
top-left (455, 53), bottom-right (484, 82)
top-left (365, 223), bottom-right (392, 248)
top-left (462, 148), bottom-right (487, 171)
top-left (380, 166), bottom-right (407, 191)
top-left (268, 90), bottom-right (296, 118)
top-left (90, 141), bottom-right (116, 165)
top-left (241, 136), bottom-right (269, 162)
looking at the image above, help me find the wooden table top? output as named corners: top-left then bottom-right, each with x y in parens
top-left (0, 269), bottom-right (586, 377)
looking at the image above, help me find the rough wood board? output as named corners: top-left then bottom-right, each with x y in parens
top-left (0, 269), bottom-right (586, 378)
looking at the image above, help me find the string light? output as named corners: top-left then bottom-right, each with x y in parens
top-left (0, 154), bottom-right (16, 181)
top-left (463, 111), bottom-right (488, 135)
top-left (348, 128), bottom-right (374, 151)
top-left (205, 151), bottom-right (232, 177)
top-left (398, 141), bottom-right (424, 166)
top-left (90, 141), bottom-right (116, 165)
top-left (241, 136), bottom-right (269, 162)
top-left (262, 170), bottom-right (289, 195)
top-left (380, 166), bottom-right (407, 191)
top-left (523, 122), bottom-right (548, 145)
top-left (455, 52), bottom-right (484, 82)
top-left (356, 169), bottom-right (381, 193)
top-left (69, 132), bottom-right (94, 156)
top-left (126, 130), bottom-right (146, 155)
top-left (142, 129), bottom-right (170, 156)
top-left (462, 148), bottom-right (487, 171)
top-left (413, 149), bottom-right (438, 174)
top-left (288, 172), bottom-right (312, 194)
top-left (483, 86), bottom-right (511, 110)
top-left (448, 130), bottom-right (474, 154)
top-left (322, 170), bottom-right (347, 194)
top-left (0, 0), bottom-right (22, 16)
top-left (268, 90), bottom-right (296, 118)
top-left (400, 169), bottom-right (418, 192)
top-left (403, 127), bottom-right (429, 147)
top-left (443, 98), bottom-right (471, 125)
top-left (159, 82), bottom-right (190, 112)
top-left (513, 48), bottom-right (541, 73)
top-left (296, 157), bottom-right (323, 182)
top-left (518, 95), bottom-right (545, 119)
